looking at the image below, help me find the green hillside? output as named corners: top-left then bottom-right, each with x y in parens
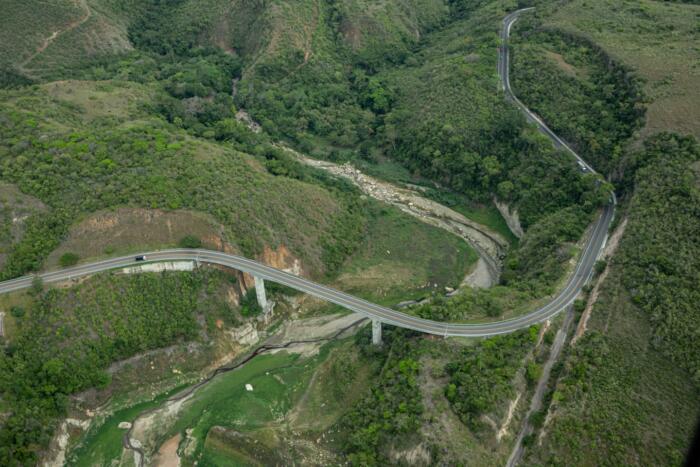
top-left (1, 0), bottom-right (698, 465)
top-left (536, 0), bottom-right (700, 139)
top-left (508, 1), bottom-right (700, 464)
top-left (0, 79), bottom-right (367, 279)
top-left (0, 0), bottom-right (140, 83)
top-left (525, 133), bottom-right (700, 466)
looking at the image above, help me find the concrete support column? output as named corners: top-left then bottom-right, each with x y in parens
top-left (254, 276), bottom-right (268, 312)
top-left (372, 319), bottom-right (382, 346)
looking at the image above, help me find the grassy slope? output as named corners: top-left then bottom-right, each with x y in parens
top-left (334, 203), bottom-right (478, 305)
top-left (0, 0), bottom-right (85, 68)
top-left (539, 0), bottom-right (700, 139)
top-left (43, 208), bottom-right (224, 268)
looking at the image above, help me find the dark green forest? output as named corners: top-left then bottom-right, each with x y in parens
top-left (616, 133), bottom-right (700, 381)
top-left (511, 23), bottom-right (646, 175)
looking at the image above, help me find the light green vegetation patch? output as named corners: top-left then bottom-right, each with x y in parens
top-left (72, 351), bottom-right (307, 466)
top-left (335, 203), bottom-right (478, 305)
top-left (169, 350), bottom-right (326, 462)
top-left (200, 430), bottom-right (268, 466)
top-left (70, 337), bottom-right (378, 466)
top-left (41, 79), bottom-right (153, 122)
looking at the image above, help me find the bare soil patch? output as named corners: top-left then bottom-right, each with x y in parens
top-left (153, 433), bottom-right (181, 467)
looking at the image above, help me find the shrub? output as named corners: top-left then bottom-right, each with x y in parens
top-left (239, 289), bottom-right (261, 317)
top-left (30, 276), bottom-right (44, 296)
top-left (179, 235), bottom-right (202, 249)
top-left (10, 306), bottom-right (25, 318)
top-left (59, 252), bottom-right (80, 267)
top-left (526, 361), bottom-right (543, 386)
top-left (594, 259), bottom-right (607, 275)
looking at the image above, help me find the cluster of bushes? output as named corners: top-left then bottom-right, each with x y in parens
top-left (340, 329), bottom-right (424, 464)
top-left (0, 69), bottom-right (33, 89)
top-left (238, 59), bottom-right (378, 148)
top-left (81, 48), bottom-right (245, 141)
top-left (414, 285), bottom-right (526, 321)
top-left (501, 205), bottom-right (595, 293)
top-left (444, 327), bottom-right (539, 431)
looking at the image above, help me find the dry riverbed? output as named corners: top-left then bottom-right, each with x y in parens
top-left (280, 146), bottom-right (510, 288)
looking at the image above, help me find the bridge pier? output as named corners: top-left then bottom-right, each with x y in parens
top-left (253, 276), bottom-right (268, 312)
top-left (372, 319), bottom-right (382, 346)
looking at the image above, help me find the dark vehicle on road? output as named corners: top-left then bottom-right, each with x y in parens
top-left (135, 255), bottom-right (147, 261)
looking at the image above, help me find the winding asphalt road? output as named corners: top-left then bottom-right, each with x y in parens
top-left (0, 8), bottom-right (614, 338)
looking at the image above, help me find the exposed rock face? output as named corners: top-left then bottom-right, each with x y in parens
top-left (202, 235), bottom-right (304, 306)
top-left (227, 322), bottom-right (259, 346)
top-left (260, 244), bottom-right (304, 276)
top-left (493, 198), bottom-right (524, 239)
top-left (239, 244), bottom-right (304, 300)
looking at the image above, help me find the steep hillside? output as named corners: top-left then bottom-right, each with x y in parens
top-left (2, 0), bottom-right (697, 465)
top-left (525, 135), bottom-right (700, 466)
top-left (0, 79), bottom-right (365, 279)
top-left (0, 0), bottom-right (141, 83)
top-left (507, 1), bottom-right (700, 464)
top-left (234, 0), bottom-right (453, 148)
top-left (535, 0), bottom-right (700, 139)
